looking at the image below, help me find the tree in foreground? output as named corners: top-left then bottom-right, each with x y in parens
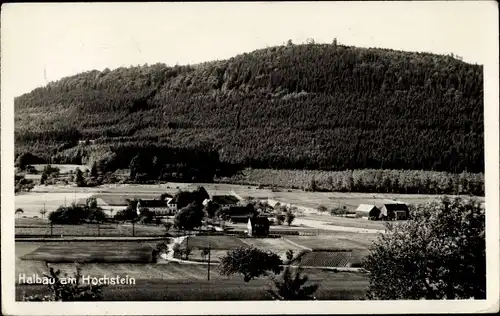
top-left (218, 246), bottom-right (283, 282)
top-left (22, 264), bottom-right (105, 301)
top-left (268, 266), bottom-right (319, 300)
top-left (364, 197), bottom-right (485, 300)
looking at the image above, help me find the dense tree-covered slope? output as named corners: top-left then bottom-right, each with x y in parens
top-left (15, 43), bottom-right (484, 173)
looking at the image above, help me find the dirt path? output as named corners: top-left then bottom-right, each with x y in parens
top-left (293, 218), bottom-right (383, 234)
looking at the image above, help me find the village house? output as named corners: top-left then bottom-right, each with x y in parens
top-left (247, 216), bottom-right (270, 237)
top-left (380, 203), bottom-right (409, 220)
top-left (136, 198), bottom-right (177, 216)
top-left (356, 204), bottom-right (381, 220)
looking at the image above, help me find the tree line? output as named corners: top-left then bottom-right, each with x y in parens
top-left (224, 168), bottom-right (484, 196)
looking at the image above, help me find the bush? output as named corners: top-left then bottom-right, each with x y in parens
top-left (218, 246), bottom-right (283, 282)
top-left (364, 197), bottom-right (485, 300)
top-left (22, 264), bottom-right (105, 301)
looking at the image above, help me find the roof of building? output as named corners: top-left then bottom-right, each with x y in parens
top-left (138, 199), bottom-right (168, 208)
top-left (160, 193), bottom-right (173, 200)
top-left (249, 216), bottom-right (270, 227)
top-left (211, 195), bottom-right (240, 205)
top-left (382, 203), bottom-right (409, 212)
top-left (356, 204), bottom-right (379, 213)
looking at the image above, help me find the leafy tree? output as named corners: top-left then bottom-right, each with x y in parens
top-left (114, 206), bottom-right (139, 222)
top-left (364, 197), bottom-right (485, 300)
top-left (39, 208), bottom-right (47, 219)
top-left (129, 154), bottom-right (141, 179)
top-left (286, 249), bottom-right (294, 262)
top-left (268, 266), bottom-right (319, 300)
top-left (15, 153), bottom-right (30, 170)
top-left (218, 246), bottom-right (283, 282)
top-left (285, 210), bottom-right (295, 226)
top-left (204, 200), bottom-right (219, 218)
top-left (15, 208), bottom-right (24, 219)
top-left (317, 205), bottom-right (327, 214)
top-left (194, 186), bottom-right (210, 203)
top-left (274, 213), bottom-right (284, 225)
top-left (15, 153), bottom-right (44, 170)
top-left (138, 208), bottom-right (154, 224)
top-left (15, 175), bottom-right (35, 193)
top-left (90, 162), bottom-right (98, 178)
top-left (174, 202), bottom-right (204, 231)
top-left (163, 221), bottom-right (173, 233)
top-left (309, 177), bottom-right (318, 192)
top-left (74, 168), bottom-right (85, 187)
top-left (40, 171), bottom-right (48, 185)
top-left (22, 264), bottom-right (105, 301)
top-left (200, 248), bottom-right (210, 262)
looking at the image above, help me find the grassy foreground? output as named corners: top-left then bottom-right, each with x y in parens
top-left (17, 275), bottom-right (368, 301)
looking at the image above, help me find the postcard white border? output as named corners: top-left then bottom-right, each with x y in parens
top-left (2, 1), bottom-right (499, 315)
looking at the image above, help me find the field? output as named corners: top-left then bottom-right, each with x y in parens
top-left (20, 242), bottom-right (155, 263)
top-left (180, 236), bottom-right (248, 250)
top-left (286, 234), bottom-right (378, 250)
top-left (15, 218), bottom-right (167, 237)
top-left (293, 251), bottom-right (354, 267)
top-left (31, 164), bottom-right (91, 174)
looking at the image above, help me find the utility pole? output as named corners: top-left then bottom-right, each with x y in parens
top-left (207, 241), bottom-right (211, 281)
top-left (50, 222), bottom-right (53, 237)
top-left (185, 232), bottom-right (189, 260)
top-left (132, 221), bottom-right (135, 237)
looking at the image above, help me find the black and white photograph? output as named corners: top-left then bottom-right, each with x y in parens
top-left (1, 1), bottom-right (499, 315)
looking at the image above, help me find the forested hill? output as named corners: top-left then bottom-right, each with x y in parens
top-left (15, 43), bottom-right (484, 174)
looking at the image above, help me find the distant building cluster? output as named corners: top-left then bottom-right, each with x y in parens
top-left (356, 203), bottom-right (409, 221)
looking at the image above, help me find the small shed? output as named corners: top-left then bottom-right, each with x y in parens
top-left (247, 216), bottom-right (270, 237)
top-left (380, 203), bottom-right (409, 220)
top-left (356, 204), bottom-right (381, 220)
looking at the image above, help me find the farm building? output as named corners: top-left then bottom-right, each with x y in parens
top-left (356, 204), bottom-right (381, 220)
top-left (380, 203), bottom-right (409, 220)
top-left (136, 199), bottom-right (177, 216)
top-left (223, 204), bottom-right (256, 223)
top-left (247, 216), bottom-right (270, 237)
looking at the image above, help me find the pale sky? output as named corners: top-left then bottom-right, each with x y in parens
top-left (1, 1), bottom-right (498, 100)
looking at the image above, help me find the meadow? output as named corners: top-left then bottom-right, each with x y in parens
top-left (15, 218), bottom-right (168, 237)
top-left (21, 242), bottom-right (155, 263)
